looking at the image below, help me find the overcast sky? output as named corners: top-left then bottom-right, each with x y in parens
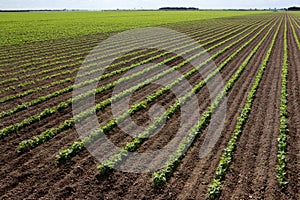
top-left (0, 0), bottom-right (299, 10)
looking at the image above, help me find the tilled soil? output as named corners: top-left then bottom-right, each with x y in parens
top-left (0, 13), bottom-right (299, 200)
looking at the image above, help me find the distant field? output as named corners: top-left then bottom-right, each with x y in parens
top-left (0, 11), bottom-right (268, 45)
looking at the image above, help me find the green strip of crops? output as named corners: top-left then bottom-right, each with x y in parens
top-left (0, 11), bottom-right (269, 46)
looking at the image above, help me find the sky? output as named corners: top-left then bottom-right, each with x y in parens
top-left (0, 0), bottom-right (299, 10)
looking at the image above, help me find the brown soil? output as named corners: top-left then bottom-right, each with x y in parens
top-left (285, 15), bottom-right (300, 200)
top-left (0, 13), bottom-right (298, 200)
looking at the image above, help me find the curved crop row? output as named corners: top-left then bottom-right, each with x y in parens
top-left (0, 30), bottom-right (201, 103)
top-left (0, 23), bottom-right (236, 92)
top-left (0, 27), bottom-right (175, 69)
top-left (84, 18), bottom-right (276, 174)
top-left (0, 37), bottom-right (98, 70)
top-left (0, 22), bottom-right (243, 100)
top-left (0, 21), bottom-right (237, 73)
top-left (1, 17), bottom-right (258, 62)
top-left (15, 21), bottom-right (261, 154)
top-left (151, 17), bottom-right (279, 188)
top-left (0, 15), bottom-right (268, 76)
top-left (0, 29), bottom-right (193, 80)
top-left (0, 36), bottom-right (199, 119)
top-left (0, 19), bottom-right (256, 132)
top-left (54, 18), bottom-right (273, 163)
top-left (0, 21), bottom-right (218, 62)
top-left (207, 18), bottom-right (282, 199)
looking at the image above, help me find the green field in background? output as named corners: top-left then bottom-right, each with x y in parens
top-left (0, 11), bottom-right (270, 46)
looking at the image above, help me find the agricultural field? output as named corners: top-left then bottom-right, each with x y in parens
top-left (0, 11), bottom-right (264, 46)
top-left (0, 11), bottom-right (300, 199)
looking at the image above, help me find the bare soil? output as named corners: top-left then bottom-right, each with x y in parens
top-left (0, 13), bottom-right (299, 200)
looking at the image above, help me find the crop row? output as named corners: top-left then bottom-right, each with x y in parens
top-left (0, 23), bottom-right (236, 91)
top-left (0, 58), bottom-right (81, 85)
top-left (0, 22), bottom-right (229, 70)
top-left (0, 86), bottom-right (15, 94)
top-left (289, 16), bottom-right (300, 50)
top-left (0, 14), bottom-right (274, 65)
top-left (0, 34), bottom-right (202, 119)
top-left (151, 17), bottom-right (278, 188)
top-left (0, 14), bottom-right (272, 73)
top-left (0, 23), bottom-right (243, 100)
top-left (15, 19), bottom-right (264, 153)
top-left (89, 17), bottom-right (276, 173)
top-left (15, 18), bottom-right (271, 156)
top-left (0, 29), bottom-right (195, 79)
top-left (0, 50), bottom-right (173, 138)
top-left (0, 32), bottom-right (102, 60)
top-left (0, 29), bottom-right (152, 66)
top-left (207, 18), bottom-right (281, 199)
top-left (0, 20), bottom-right (209, 61)
top-left (0, 37), bottom-right (99, 70)
top-left (0, 26), bottom-right (198, 74)
top-left (276, 18), bottom-right (289, 190)
top-left (55, 18), bottom-right (273, 163)
top-left (0, 17), bottom-right (260, 62)
top-left (0, 20), bottom-right (254, 132)
top-left (0, 30), bottom-right (201, 103)
top-left (55, 21), bottom-right (267, 162)
top-left (3, 16), bottom-right (268, 88)
top-left (291, 14), bottom-right (300, 29)
top-left (0, 43), bottom-right (171, 94)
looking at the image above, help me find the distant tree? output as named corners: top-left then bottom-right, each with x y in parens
top-left (159, 7), bottom-right (199, 11)
top-left (288, 6), bottom-right (300, 11)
